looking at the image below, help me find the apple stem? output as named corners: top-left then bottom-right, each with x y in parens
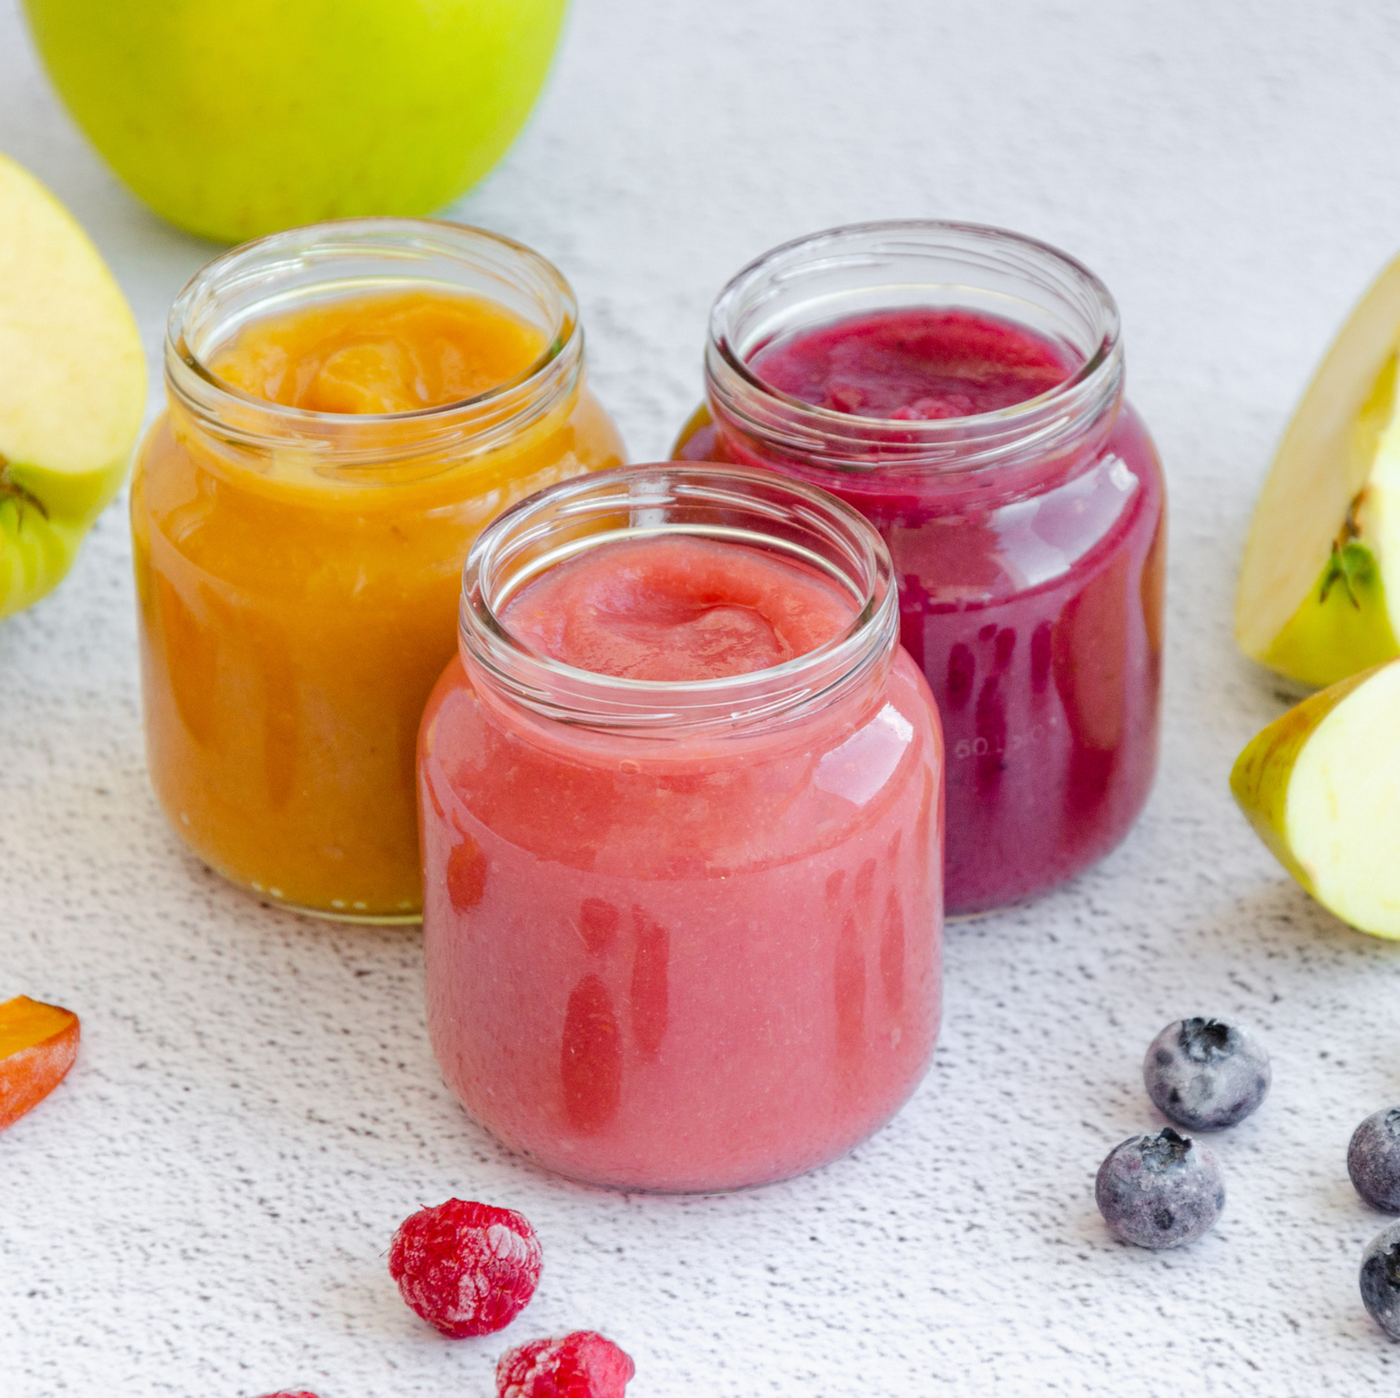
top-left (0, 454), bottom-right (49, 526)
top-left (1320, 491), bottom-right (1373, 610)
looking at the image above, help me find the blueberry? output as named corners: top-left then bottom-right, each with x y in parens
top-left (1142, 1018), bottom-right (1271, 1131)
top-left (1360, 1220), bottom-right (1400, 1338)
top-left (1349, 1109), bottom-right (1400, 1212)
top-left (1095, 1127), bottom-right (1225, 1249)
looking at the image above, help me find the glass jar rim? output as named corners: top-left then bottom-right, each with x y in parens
top-left (705, 218), bottom-right (1124, 475)
top-left (459, 462), bottom-right (900, 735)
top-left (164, 217), bottom-right (583, 460)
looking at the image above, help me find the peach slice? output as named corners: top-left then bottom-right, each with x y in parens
top-left (0, 994), bottom-right (79, 1131)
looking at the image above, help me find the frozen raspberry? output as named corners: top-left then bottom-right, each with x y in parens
top-left (496, 1331), bottom-right (635, 1398)
top-left (389, 1198), bottom-right (542, 1338)
top-left (255, 1391), bottom-right (322, 1397)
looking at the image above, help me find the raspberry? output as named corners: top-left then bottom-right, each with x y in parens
top-left (255, 1391), bottom-right (322, 1397)
top-left (389, 1198), bottom-right (542, 1338)
top-left (496, 1331), bottom-right (635, 1398)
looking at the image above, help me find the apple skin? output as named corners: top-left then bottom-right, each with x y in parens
top-left (1231, 658), bottom-right (1400, 937)
top-left (1230, 664), bottom-right (1379, 895)
top-left (1, 460), bottom-right (130, 621)
top-left (0, 152), bottom-right (146, 621)
top-left (20, 0), bottom-right (569, 243)
top-left (1236, 254), bottom-right (1400, 688)
top-left (1261, 541), bottom-right (1400, 689)
top-left (0, 489), bottom-right (86, 623)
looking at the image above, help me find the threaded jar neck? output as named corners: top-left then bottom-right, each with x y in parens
top-left (458, 463), bottom-right (899, 738)
top-left (704, 219), bottom-right (1123, 479)
top-left (164, 218), bottom-right (583, 477)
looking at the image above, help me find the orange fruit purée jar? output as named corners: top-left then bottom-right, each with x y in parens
top-left (130, 219), bottom-right (624, 920)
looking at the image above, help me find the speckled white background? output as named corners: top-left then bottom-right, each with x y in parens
top-left (5, 2), bottom-right (1400, 1394)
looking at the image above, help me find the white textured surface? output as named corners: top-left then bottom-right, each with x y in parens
top-left (5, 2), bottom-right (1400, 1394)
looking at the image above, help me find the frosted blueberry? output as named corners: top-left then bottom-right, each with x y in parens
top-left (1095, 1127), bottom-right (1225, 1249)
top-left (1143, 1018), bottom-right (1271, 1131)
top-left (1349, 1109), bottom-right (1400, 1212)
top-left (1361, 1220), bottom-right (1400, 1339)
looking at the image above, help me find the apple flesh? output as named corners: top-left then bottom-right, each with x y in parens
top-left (0, 152), bottom-right (146, 621)
top-left (1231, 659), bottom-right (1400, 937)
top-left (0, 994), bottom-right (80, 1131)
top-left (21, 0), bottom-right (569, 243)
top-left (1237, 255), bottom-right (1400, 687)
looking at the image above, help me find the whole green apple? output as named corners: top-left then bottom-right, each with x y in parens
top-left (20, 0), bottom-right (569, 243)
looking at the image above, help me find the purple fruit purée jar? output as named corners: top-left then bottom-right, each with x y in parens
top-left (674, 220), bottom-right (1165, 914)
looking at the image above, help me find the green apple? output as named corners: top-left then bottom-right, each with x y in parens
top-left (1231, 659), bottom-right (1400, 937)
top-left (0, 152), bottom-right (146, 620)
top-left (1237, 253), bottom-right (1400, 688)
top-left (20, 0), bottom-right (569, 244)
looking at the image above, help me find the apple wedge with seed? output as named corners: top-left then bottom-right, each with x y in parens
top-left (1237, 254), bottom-right (1400, 687)
top-left (0, 151), bottom-right (145, 621)
top-left (1231, 659), bottom-right (1400, 937)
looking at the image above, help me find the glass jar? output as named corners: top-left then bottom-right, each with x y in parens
top-left (418, 464), bottom-right (944, 1191)
top-left (675, 221), bottom-right (1165, 915)
top-left (131, 219), bottom-right (624, 921)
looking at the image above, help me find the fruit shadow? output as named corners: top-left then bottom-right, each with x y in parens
top-left (1222, 873), bottom-right (1400, 962)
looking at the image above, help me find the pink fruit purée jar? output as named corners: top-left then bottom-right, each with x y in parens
top-left (675, 221), bottom-right (1166, 915)
top-left (417, 465), bottom-right (944, 1191)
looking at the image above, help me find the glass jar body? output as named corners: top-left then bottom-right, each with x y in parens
top-left (419, 650), bottom-right (941, 1191)
top-left (676, 402), bottom-right (1163, 915)
top-left (417, 463), bottom-right (944, 1191)
top-left (133, 388), bottom-right (621, 919)
top-left (677, 219), bottom-right (1166, 915)
top-left (130, 220), bottom-right (625, 920)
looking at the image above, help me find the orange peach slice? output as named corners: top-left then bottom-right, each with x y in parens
top-left (0, 994), bottom-right (79, 1131)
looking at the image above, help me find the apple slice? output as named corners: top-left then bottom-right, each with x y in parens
top-left (0, 151), bottom-right (145, 620)
top-left (1231, 659), bottom-right (1400, 937)
top-left (1236, 254), bottom-right (1400, 687)
top-left (0, 994), bottom-right (80, 1130)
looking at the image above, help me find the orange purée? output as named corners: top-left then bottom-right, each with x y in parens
top-left (207, 292), bottom-right (544, 414)
top-left (131, 291), bottom-right (624, 918)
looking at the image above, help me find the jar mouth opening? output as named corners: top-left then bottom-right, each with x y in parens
top-left (460, 464), bottom-right (899, 732)
top-left (166, 217), bottom-right (581, 436)
top-left (705, 219), bottom-right (1123, 473)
